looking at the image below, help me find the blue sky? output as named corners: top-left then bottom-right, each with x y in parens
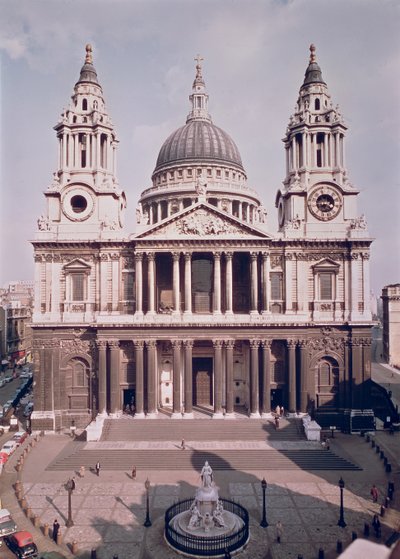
top-left (0, 0), bottom-right (399, 295)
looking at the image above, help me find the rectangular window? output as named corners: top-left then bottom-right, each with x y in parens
top-left (270, 273), bottom-right (283, 300)
top-left (72, 273), bottom-right (85, 301)
top-left (320, 272), bottom-right (333, 300)
top-left (123, 272), bottom-right (134, 301)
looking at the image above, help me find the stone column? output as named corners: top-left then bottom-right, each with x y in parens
top-left (285, 254), bottom-right (293, 313)
top-left (213, 252), bottom-right (222, 314)
top-left (147, 253), bottom-right (155, 314)
top-left (350, 338), bottom-right (363, 409)
top-left (134, 340), bottom-right (145, 417)
top-left (261, 252), bottom-right (271, 314)
top-left (184, 252), bottom-right (192, 314)
top-left (225, 252), bottom-right (233, 315)
top-left (250, 252), bottom-right (258, 314)
top-left (213, 340), bottom-right (223, 417)
top-left (261, 339), bottom-right (272, 416)
top-left (172, 252), bottom-right (180, 314)
top-left (97, 340), bottom-right (108, 415)
top-left (183, 340), bottom-right (194, 417)
top-left (225, 340), bottom-right (235, 415)
top-left (287, 339), bottom-right (297, 413)
top-left (135, 253), bottom-right (143, 315)
top-left (109, 340), bottom-right (120, 415)
top-left (146, 340), bottom-right (157, 416)
top-left (299, 340), bottom-right (308, 413)
top-left (172, 340), bottom-right (182, 418)
top-left (250, 340), bottom-right (260, 417)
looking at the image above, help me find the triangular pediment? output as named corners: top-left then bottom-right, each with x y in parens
top-left (312, 258), bottom-right (340, 271)
top-left (63, 258), bottom-right (91, 271)
top-left (134, 203), bottom-right (271, 240)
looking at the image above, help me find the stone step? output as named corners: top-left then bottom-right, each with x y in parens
top-left (101, 418), bottom-right (304, 442)
top-left (46, 448), bottom-right (361, 472)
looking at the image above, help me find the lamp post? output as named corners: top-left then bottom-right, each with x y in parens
top-left (144, 478), bottom-right (152, 527)
top-left (337, 477), bottom-right (346, 527)
top-left (65, 477), bottom-right (75, 527)
top-left (260, 477), bottom-right (268, 527)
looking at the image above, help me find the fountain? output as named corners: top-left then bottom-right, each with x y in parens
top-left (165, 461), bottom-right (249, 557)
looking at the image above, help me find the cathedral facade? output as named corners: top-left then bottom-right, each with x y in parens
top-left (31, 44), bottom-right (373, 432)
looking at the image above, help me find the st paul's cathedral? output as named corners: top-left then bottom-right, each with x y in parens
top-left (31, 44), bottom-right (373, 433)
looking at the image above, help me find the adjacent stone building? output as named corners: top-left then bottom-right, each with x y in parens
top-left (382, 284), bottom-right (400, 368)
top-left (31, 44), bottom-right (373, 432)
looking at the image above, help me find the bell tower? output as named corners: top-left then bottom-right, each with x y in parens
top-left (36, 44), bottom-right (126, 240)
top-left (276, 45), bottom-right (367, 240)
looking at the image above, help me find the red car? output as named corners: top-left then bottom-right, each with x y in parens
top-left (0, 452), bottom-right (8, 465)
top-left (12, 431), bottom-right (28, 446)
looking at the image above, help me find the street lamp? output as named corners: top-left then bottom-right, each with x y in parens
top-left (144, 478), bottom-right (152, 527)
top-left (65, 477), bottom-right (75, 527)
top-left (260, 477), bottom-right (268, 527)
top-left (337, 477), bottom-right (346, 528)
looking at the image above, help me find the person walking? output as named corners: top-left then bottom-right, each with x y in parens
top-left (275, 405), bottom-right (281, 416)
top-left (53, 519), bottom-right (60, 542)
top-left (79, 465), bottom-right (85, 478)
top-left (275, 416), bottom-right (280, 429)
top-left (132, 466), bottom-right (136, 479)
top-left (95, 461), bottom-right (101, 477)
top-left (370, 484), bottom-right (379, 503)
top-left (276, 520), bottom-right (283, 543)
top-left (180, 439), bottom-right (186, 450)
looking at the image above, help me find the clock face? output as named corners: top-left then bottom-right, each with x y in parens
top-left (62, 187), bottom-right (95, 221)
top-left (308, 186), bottom-right (342, 221)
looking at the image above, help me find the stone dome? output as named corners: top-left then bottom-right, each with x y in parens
top-left (153, 120), bottom-right (244, 176)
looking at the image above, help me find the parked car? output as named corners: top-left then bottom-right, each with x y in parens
top-left (1, 440), bottom-right (18, 455)
top-left (5, 530), bottom-right (38, 558)
top-left (0, 452), bottom-right (9, 465)
top-left (0, 508), bottom-right (17, 538)
top-left (12, 431), bottom-right (28, 446)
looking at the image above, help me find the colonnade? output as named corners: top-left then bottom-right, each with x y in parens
top-left (58, 130), bottom-right (116, 174)
top-left (133, 250), bottom-right (273, 315)
top-left (95, 337), bottom-right (312, 418)
top-left (286, 130), bottom-right (345, 172)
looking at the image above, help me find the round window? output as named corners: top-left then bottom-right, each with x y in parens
top-left (71, 195), bottom-right (88, 213)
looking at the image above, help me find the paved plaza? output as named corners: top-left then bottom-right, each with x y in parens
top-left (0, 364), bottom-right (399, 559)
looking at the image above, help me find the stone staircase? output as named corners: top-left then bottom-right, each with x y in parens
top-left (45, 417), bottom-right (361, 472)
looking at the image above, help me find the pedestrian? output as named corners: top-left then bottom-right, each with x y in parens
top-left (280, 406), bottom-right (284, 417)
top-left (95, 461), bottom-right (100, 477)
top-left (370, 484), bottom-right (378, 503)
top-left (275, 416), bottom-right (279, 429)
top-left (71, 477), bottom-right (76, 490)
top-left (325, 437), bottom-right (330, 450)
top-left (372, 513), bottom-right (381, 535)
top-left (181, 439), bottom-right (186, 450)
top-left (275, 405), bottom-right (281, 416)
top-left (276, 520), bottom-right (283, 543)
top-left (53, 518), bottom-right (60, 542)
top-left (132, 466), bottom-right (136, 479)
top-left (79, 465), bottom-right (85, 478)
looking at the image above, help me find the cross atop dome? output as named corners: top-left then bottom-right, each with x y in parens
top-left (194, 54), bottom-right (204, 78)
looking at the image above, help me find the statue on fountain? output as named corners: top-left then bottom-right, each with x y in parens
top-left (201, 461), bottom-right (213, 488)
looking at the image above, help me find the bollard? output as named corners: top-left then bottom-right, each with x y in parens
top-left (20, 497), bottom-right (26, 509)
top-left (71, 541), bottom-right (78, 554)
top-left (386, 463), bottom-right (392, 473)
top-left (33, 514), bottom-right (40, 527)
top-left (366, 434), bottom-right (370, 442)
top-left (376, 445), bottom-right (380, 453)
top-left (380, 505), bottom-right (385, 517)
top-left (56, 531), bottom-right (62, 545)
top-left (351, 531), bottom-right (357, 541)
top-left (380, 450), bottom-right (385, 460)
top-left (26, 507), bottom-right (32, 518)
top-left (16, 489), bottom-right (22, 500)
top-left (384, 457), bottom-right (388, 466)
top-left (388, 481), bottom-right (395, 494)
top-left (15, 480), bottom-right (21, 492)
top-left (363, 523), bottom-right (370, 537)
top-left (336, 540), bottom-right (343, 553)
top-left (318, 548), bottom-right (324, 559)
top-left (90, 548), bottom-right (97, 559)
top-left (43, 523), bottom-right (49, 536)
top-left (371, 440), bottom-right (375, 448)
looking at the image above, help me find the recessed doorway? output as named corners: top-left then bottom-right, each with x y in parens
top-left (193, 357), bottom-right (213, 407)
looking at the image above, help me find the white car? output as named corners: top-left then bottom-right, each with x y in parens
top-left (1, 440), bottom-right (18, 455)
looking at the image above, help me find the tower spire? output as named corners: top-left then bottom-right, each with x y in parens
top-left (187, 54), bottom-right (211, 123)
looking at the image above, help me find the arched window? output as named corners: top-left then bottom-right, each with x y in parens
top-left (82, 98), bottom-right (88, 111)
top-left (315, 357), bottom-right (339, 408)
top-left (315, 98), bottom-right (320, 110)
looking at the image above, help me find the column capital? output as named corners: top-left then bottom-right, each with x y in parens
top-left (250, 339), bottom-right (260, 349)
top-left (214, 251), bottom-right (222, 260)
top-left (146, 340), bottom-right (157, 349)
top-left (184, 252), bottom-right (192, 261)
top-left (261, 339), bottom-right (272, 349)
top-left (261, 251), bottom-right (270, 260)
top-left (250, 251), bottom-right (258, 260)
top-left (96, 340), bottom-right (108, 349)
top-left (183, 339), bottom-right (194, 349)
top-left (133, 340), bottom-right (145, 349)
top-left (225, 339), bottom-right (235, 349)
top-left (287, 339), bottom-right (297, 349)
top-left (298, 339), bottom-right (308, 349)
top-left (134, 253), bottom-right (143, 263)
top-left (108, 340), bottom-right (120, 349)
top-left (213, 340), bottom-right (224, 349)
top-left (172, 251), bottom-right (181, 261)
top-left (147, 252), bottom-right (155, 262)
top-left (171, 339), bottom-right (182, 349)
top-left (224, 251), bottom-right (233, 260)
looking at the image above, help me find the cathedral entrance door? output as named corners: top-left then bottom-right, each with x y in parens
top-left (193, 358), bottom-right (213, 407)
